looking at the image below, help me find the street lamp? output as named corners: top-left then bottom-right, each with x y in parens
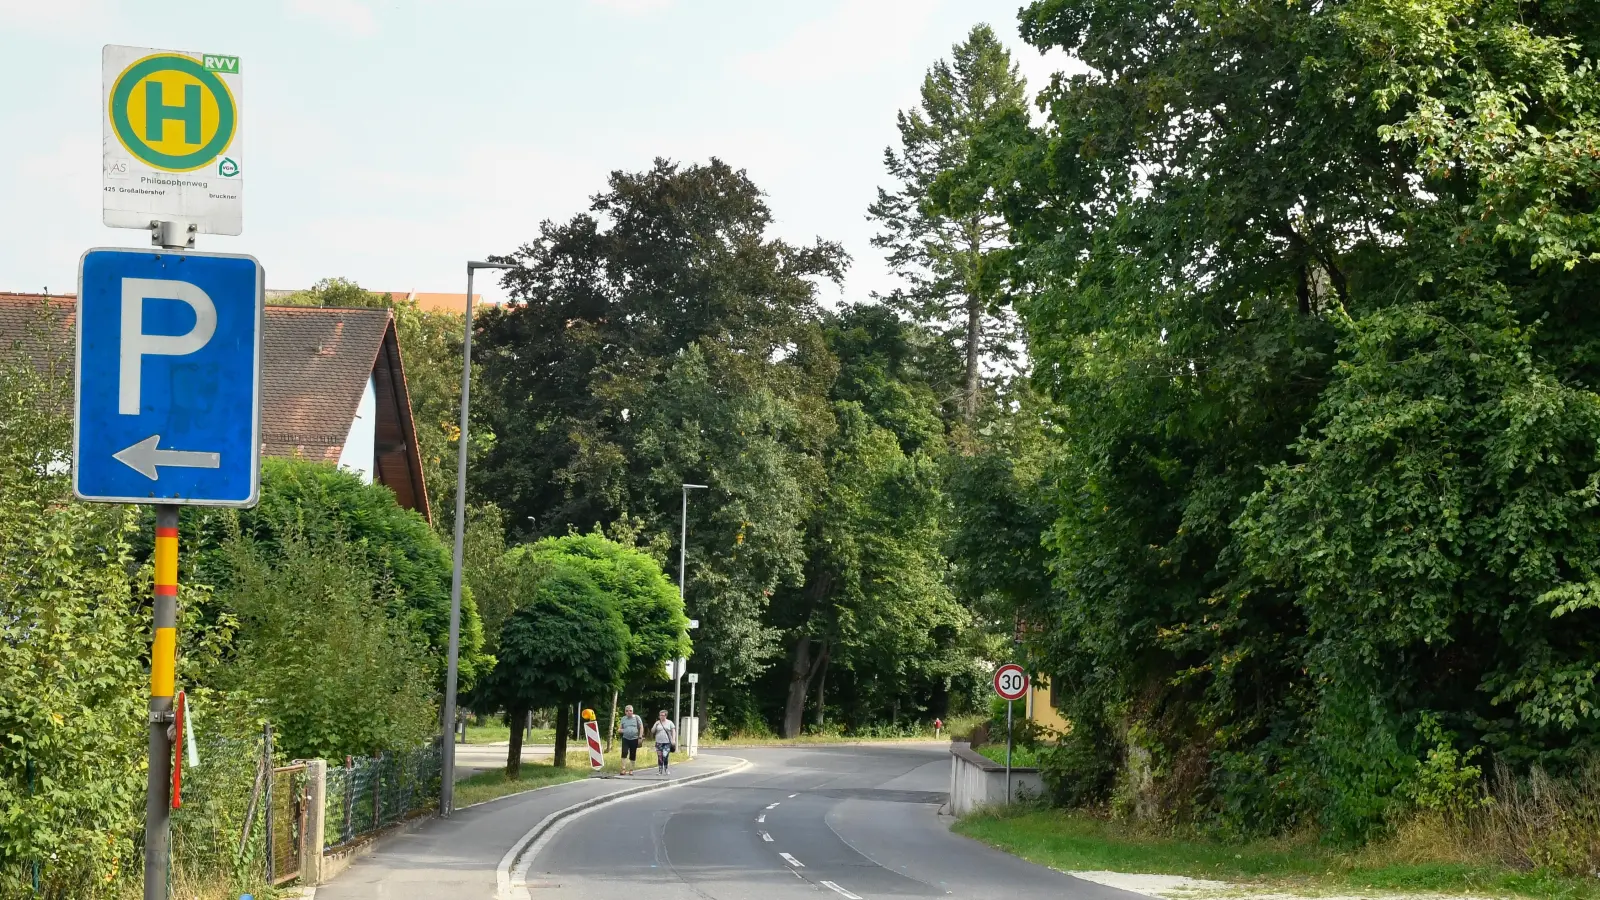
top-left (440, 259), bottom-right (514, 817)
top-left (676, 483), bottom-right (708, 729)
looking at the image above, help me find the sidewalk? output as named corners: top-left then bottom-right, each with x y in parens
top-left (314, 754), bottom-right (740, 900)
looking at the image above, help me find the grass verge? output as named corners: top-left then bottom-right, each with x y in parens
top-left (974, 744), bottom-right (1038, 767)
top-left (952, 808), bottom-right (1600, 900)
top-left (460, 723), bottom-right (557, 745)
top-left (453, 747), bottom-right (696, 807)
top-left (453, 760), bottom-right (588, 807)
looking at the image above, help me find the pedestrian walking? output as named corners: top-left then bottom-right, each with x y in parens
top-left (652, 709), bottom-right (676, 775)
top-left (618, 704), bottom-right (644, 775)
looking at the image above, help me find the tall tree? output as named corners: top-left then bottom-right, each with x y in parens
top-left (868, 23), bottom-right (1028, 424)
top-left (971, 0), bottom-right (1600, 839)
top-left (488, 562), bottom-right (628, 772)
top-left (475, 159), bottom-right (845, 691)
top-left (773, 306), bottom-right (965, 737)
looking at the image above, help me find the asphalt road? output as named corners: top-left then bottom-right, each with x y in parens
top-left (522, 744), bottom-right (1138, 900)
top-left (317, 744), bottom-right (1141, 900)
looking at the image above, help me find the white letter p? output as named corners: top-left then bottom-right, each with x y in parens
top-left (119, 278), bottom-right (217, 415)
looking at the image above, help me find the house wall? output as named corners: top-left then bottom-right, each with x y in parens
top-left (1025, 677), bottom-right (1072, 736)
top-left (337, 375), bottom-right (376, 484)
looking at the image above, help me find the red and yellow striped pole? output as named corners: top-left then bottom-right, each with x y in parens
top-left (144, 505), bottom-right (179, 900)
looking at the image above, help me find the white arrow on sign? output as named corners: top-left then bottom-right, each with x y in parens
top-left (113, 435), bottom-right (221, 480)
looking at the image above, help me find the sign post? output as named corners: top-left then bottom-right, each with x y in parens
top-left (686, 673), bottom-right (699, 758)
top-left (992, 664), bottom-right (1029, 806)
top-left (93, 44), bottom-right (251, 900)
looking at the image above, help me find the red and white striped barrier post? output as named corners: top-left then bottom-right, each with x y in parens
top-left (582, 708), bottom-right (603, 771)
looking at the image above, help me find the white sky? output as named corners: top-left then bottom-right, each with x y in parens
top-left (0, 1), bottom-right (1074, 305)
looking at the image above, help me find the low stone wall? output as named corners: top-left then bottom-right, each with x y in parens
top-left (948, 741), bottom-right (1042, 815)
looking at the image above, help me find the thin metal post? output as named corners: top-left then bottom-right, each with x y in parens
top-left (440, 266), bottom-right (475, 817)
top-left (264, 723), bottom-right (275, 884)
top-left (676, 486), bottom-right (687, 728)
top-left (145, 505), bottom-right (179, 900)
top-left (1005, 699), bottom-right (1013, 806)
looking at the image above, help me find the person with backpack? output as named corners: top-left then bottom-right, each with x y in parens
top-left (617, 705), bottom-right (644, 775)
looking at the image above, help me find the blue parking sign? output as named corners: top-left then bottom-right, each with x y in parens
top-left (74, 248), bottom-right (263, 506)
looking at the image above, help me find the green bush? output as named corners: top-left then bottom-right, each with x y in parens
top-left (192, 457), bottom-right (487, 689)
top-left (0, 329), bottom-right (146, 898)
top-left (1037, 716), bottom-right (1119, 809)
top-left (211, 525), bottom-right (441, 760)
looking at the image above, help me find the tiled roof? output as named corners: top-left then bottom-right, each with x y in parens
top-left (375, 291), bottom-right (482, 314)
top-left (0, 292), bottom-right (75, 372)
top-left (260, 306), bottom-right (390, 463)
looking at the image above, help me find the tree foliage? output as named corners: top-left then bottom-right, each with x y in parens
top-left (870, 23), bottom-right (1028, 423)
top-left (211, 526), bottom-right (440, 760)
top-left (0, 317), bottom-right (146, 897)
top-left (194, 457), bottom-right (487, 690)
top-left (487, 562), bottom-right (629, 770)
top-left (963, 0), bottom-right (1600, 840)
top-left (475, 159), bottom-right (844, 690)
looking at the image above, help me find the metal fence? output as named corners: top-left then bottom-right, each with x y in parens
top-left (323, 744), bottom-right (441, 850)
top-left (166, 729), bottom-right (275, 900)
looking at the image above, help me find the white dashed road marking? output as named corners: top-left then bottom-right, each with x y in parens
top-left (821, 882), bottom-right (863, 900)
top-left (766, 802), bottom-right (781, 809)
top-left (788, 793), bottom-right (798, 798)
top-left (757, 814), bottom-right (766, 823)
top-left (780, 853), bottom-right (804, 868)
top-left (760, 831), bottom-right (773, 842)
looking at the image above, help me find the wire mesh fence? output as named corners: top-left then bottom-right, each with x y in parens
top-left (323, 743), bottom-right (440, 850)
top-left (165, 730), bottom-right (276, 900)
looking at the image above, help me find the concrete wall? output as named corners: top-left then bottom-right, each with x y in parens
top-left (948, 742), bottom-right (1043, 815)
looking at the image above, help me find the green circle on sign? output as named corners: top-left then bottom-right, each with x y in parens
top-left (110, 54), bottom-right (236, 173)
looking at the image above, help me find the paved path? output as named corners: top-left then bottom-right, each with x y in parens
top-left (317, 744), bottom-right (1141, 900)
top-left (315, 754), bottom-right (732, 899)
top-left (526, 744), bottom-right (1138, 900)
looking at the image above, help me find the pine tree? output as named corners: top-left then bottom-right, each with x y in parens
top-left (868, 23), bottom-right (1027, 425)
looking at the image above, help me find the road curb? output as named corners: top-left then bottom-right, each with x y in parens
top-left (495, 755), bottom-right (749, 900)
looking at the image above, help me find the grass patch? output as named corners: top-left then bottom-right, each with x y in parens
top-left (459, 723), bottom-right (556, 745)
top-left (454, 746), bottom-right (699, 807)
top-left (453, 759), bottom-right (588, 806)
top-left (703, 728), bottom-right (954, 746)
top-left (952, 808), bottom-right (1600, 900)
top-left (974, 744), bottom-right (1039, 767)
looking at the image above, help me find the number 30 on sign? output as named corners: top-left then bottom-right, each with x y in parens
top-left (993, 664), bottom-right (1028, 701)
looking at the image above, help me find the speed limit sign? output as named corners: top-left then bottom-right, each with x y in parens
top-left (993, 664), bottom-right (1028, 701)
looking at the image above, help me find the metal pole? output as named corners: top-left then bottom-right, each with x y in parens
top-left (145, 505), bottom-right (179, 900)
top-left (1005, 699), bottom-right (1013, 806)
top-left (440, 265), bottom-right (476, 817)
top-left (676, 486), bottom-right (686, 728)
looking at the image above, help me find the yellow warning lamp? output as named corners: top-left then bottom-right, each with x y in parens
top-left (581, 708), bottom-right (596, 721)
